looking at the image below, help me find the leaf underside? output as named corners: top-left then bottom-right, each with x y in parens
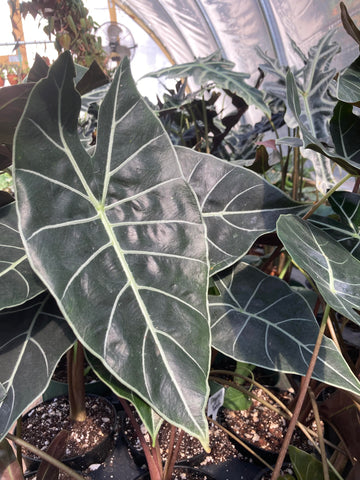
top-left (14, 52), bottom-right (210, 443)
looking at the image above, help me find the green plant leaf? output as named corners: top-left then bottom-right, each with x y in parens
top-left (0, 203), bottom-right (45, 310)
top-left (260, 32), bottom-right (340, 191)
top-left (277, 214), bottom-right (360, 326)
top-left (176, 146), bottom-right (306, 275)
top-left (0, 83), bottom-right (34, 145)
top-left (337, 56), bottom-right (360, 103)
top-left (144, 52), bottom-right (270, 116)
top-left (210, 262), bottom-right (360, 396)
top-left (86, 352), bottom-right (162, 441)
top-left (285, 71), bottom-right (360, 175)
top-left (0, 438), bottom-right (24, 480)
top-left (288, 445), bottom-right (338, 480)
top-left (309, 191), bottom-right (360, 259)
top-left (14, 52), bottom-right (210, 444)
top-left (0, 294), bottom-right (75, 441)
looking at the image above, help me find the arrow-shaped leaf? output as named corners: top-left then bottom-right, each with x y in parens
top-left (176, 146), bottom-right (306, 275)
top-left (210, 262), bottom-right (360, 396)
top-left (14, 52), bottom-right (210, 444)
top-left (277, 214), bottom-right (360, 325)
top-left (337, 55), bottom-right (360, 104)
top-left (144, 52), bottom-right (270, 116)
top-left (0, 294), bottom-right (75, 441)
top-left (0, 203), bottom-right (45, 310)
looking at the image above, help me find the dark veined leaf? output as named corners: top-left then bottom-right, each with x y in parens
top-left (87, 352), bottom-right (162, 441)
top-left (309, 191), bottom-right (360, 260)
top-left (0, 203), bottom-right (45, 310)
top-left (288, 446), bottom-right (338, 480)
top-left (210, 262), bottom-right (360, 396)
top-left (285, 71), bottom-right (360, 176)
top-left (144, 52), bottom-right (270, 116)
top-left (277, 214), bottom-right (360, 326)
top-left (0, 294), bottom-right (75, 441)
top-left (260, 32), bottom-right (340, 191)
top-left (337, 56), bottom-right (360, 104)
top-left (14, 52), bottom-right (210, 445)
top-left (176, 146), bottom-right (306, 275)
top-left (0, 438), bottom-right (24, 480)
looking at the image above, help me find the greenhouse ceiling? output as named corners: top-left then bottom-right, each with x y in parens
top-left (115, 0), bottom-right (360, 79)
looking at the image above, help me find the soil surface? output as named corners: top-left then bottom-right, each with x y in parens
top-left (20, 395), bottom-right (115, 461)
top-left (123, 407), bottom-right (242, 467)
top-left (222, 387), bottom-right (319, 453)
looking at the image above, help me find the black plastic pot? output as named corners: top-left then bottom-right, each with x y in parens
top-left (18, 394), bottom-right (117, 474)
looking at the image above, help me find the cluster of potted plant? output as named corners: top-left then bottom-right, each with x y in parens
top-left (1, 2), bottom-right (360, 480)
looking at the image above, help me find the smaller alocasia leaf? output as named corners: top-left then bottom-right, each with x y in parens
top-left (210, 262), bottom-right (360, 396)
top-left (288, 446), bottom-right (338, 480)
top-left (86, 352), bottom-right (162, 442)
top-left (337, 56), bottom-right (360, 104)
top-left (277, 214), bottom-right (360, 326)
top-left (309, 191), bottom-right (360, 259)
top-left (0, 438), bottom-right (24, 480)
top-left (0, 203), bottom-right (45, 310)
top-left (0, 294), bottom-right (75, 441)
top-left (144, 52), bottom-right (270, 116)
top-left (176, 146), bottom-right (307, 275)
top-left (284, 71), bottom-right (360, 175)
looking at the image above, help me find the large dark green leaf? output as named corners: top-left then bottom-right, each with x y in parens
top-left (14, 52), bottom-right (210, 444)
top-left (0, 203), bottom-right (45, 310)
top-left (144, 52), bottom-right (270, 116)
top-left (210, 262), bottom-right (360, 395)
top-left (176, 146), bottom-right (306, 275)
top-left (277, 214), bottom-right (360, 326)
top-left (0, 294), bottom-right (75, 441)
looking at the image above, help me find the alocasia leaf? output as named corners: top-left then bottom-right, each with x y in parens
top-left (277, 214), bottom-right (360, 326)
top-left (144, 52), bottom-right (270, 116)
top-left (0, 203), bottom-right (45, 310)
top-left (337, 56), bottom-right (360, 104)
top-left (284, 71), bottom-right (360, 175)
top-left (259, 32), bottom-right (340, 191)
top-left (210, 262), bottom-right (360, 396)
top-left (176, 146), bottom-right (307, 275)
top-left (0, 294), bottom-right (75, 441)
top-left (309, 191), bottom-right (360, 259)
top-left (14, 52), bottom-right (210, 445)
top-left (288, 446), bottom-right (338, 480)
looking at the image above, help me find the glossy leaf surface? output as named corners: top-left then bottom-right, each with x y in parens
top-left (337, 56), bottom-right (360, 103)
top-left (0, 294), bottom-right (75, 441)
top-left (176, 146), bottom-right (306, 274)
top-left (14, 53), bottom-right (210, 443)
top-left (210, 262), bottom-right (360, 395)
top-left (310, 191), bottom-right (360, 259)
top-left (0, 203), bottom-right (45, 310)
top-left (145, 52), bottom-right (270, 116)
top-left (277, 214), bottom-right (360, 326)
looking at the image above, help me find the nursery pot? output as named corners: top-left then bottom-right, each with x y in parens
top-left (17, 394), bottom-right (117, 473)
top-left (7, 74), bottom-right (18, 85)
top-left (134, 465), bottom-right (218, 480)
top-left (42, 377), bottom-right (112, 401)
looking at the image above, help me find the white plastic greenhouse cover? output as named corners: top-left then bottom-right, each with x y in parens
top-left (115, 0), bottom-right (360, 78)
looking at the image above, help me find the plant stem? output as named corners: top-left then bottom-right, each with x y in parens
top-left (302, 173), bottom-right (353, 220)
top-left (163, 427), bottom-right (185, 480)
top-left (308, 388), bottom-right (330, 480)
top-left (270, 304), bottom-right (331, 480)
top-left (67, 342), bottom-right (86, 422)
top-left (6, 433), bottom-right (84, 480)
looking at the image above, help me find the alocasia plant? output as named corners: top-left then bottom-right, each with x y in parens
top-left (1, 25), bottom-right (360, 480)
